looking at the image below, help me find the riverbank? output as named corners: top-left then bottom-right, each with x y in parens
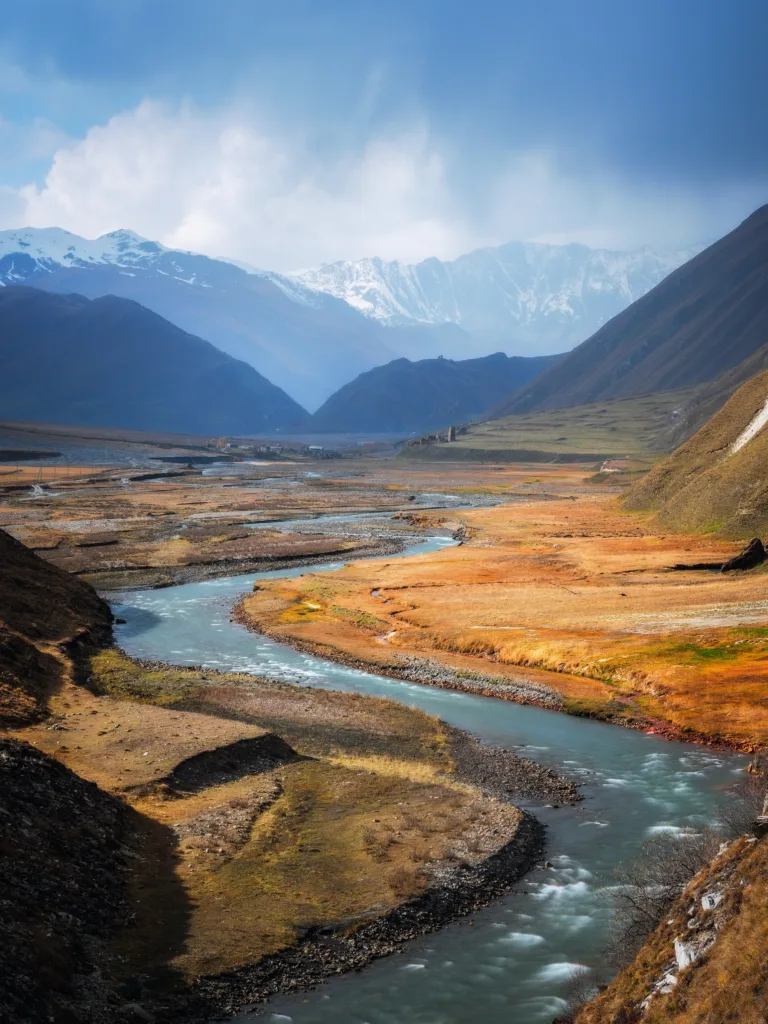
top-left (235, 491), bottom-right (768, 752)
top-left (2, 518), bottom-right (581, 1022)
top-left (40, 646), bottom-right (575, 1022)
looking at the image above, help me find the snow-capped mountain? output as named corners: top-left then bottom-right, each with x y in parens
top-left (0, 227), bottom-right (399, 409)
top-left (0, 225), bottom-right (703, 408)
top-left (286, 241), bottom-right (704, 353)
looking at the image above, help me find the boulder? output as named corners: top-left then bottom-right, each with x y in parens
top-left (721, 537), bottom-right (765, 572)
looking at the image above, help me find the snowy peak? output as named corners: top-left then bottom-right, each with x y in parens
top-left (0, 226), bottom-right (162, 270)
top-left (286, 240), bottom-right (704, 352)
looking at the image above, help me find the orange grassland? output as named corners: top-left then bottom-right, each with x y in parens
top-left (239, 479), bottom-right (768, 751)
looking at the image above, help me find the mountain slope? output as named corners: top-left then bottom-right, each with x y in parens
top-left (493, 205), bottom-right (768, 417)
top-left (0, 228), bottom-right (399, 409)
top-left (651, 338), bottom-right (768, 451)
top-left (300, 352), bottom-right (559, 434)
top-left (624, 364), bottom-right (768, 535)
top-left (0, 286), bottom-right (306, 434)
top-left (0, 227), bottom-right (698, 408)
top-left (288, 241), bottom-right (700, 353)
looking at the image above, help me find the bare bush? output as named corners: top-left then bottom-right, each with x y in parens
top-left (603, 777), bottom-right (768, 969)
top-left (716, 773), bottom-right (766, 838)
top-left (554, 967), bottom-right (605, 1023)
top-left (605, 829), bottom-right (720, 967)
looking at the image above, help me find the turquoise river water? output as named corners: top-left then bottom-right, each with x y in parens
top-left (111, 525), bottom-right (745, 1024)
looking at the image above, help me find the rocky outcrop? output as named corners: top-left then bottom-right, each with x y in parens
top-left (721, 536), bottom-right (766, 571)
top-left (0, 528), bottom-right (113, 724)
top-left (0, 738), bottom-right (132, 1024)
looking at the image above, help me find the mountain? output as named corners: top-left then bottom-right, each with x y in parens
top-left (299, 352), bottom-right (559, 434)
top-left (286, 241), bottom-right (701, 353)
top-left (492, 205), bottom-right (768, 418)
top-left (0, 227), bottom-right (698, 410)
top-left (0, 228), bottom-right (402, 409)
top-left (625, 364), bottom-right (768, 537)
top-left (0, 286), bottom-right (306, 434)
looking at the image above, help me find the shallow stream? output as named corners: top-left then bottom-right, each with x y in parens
top-left (111, 524), bottom-right (745, 1024)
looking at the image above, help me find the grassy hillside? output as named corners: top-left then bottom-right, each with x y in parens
top-left (400, 389), bottom-right (695, 462)
top-left (625, 367), bottom-right (768, 535)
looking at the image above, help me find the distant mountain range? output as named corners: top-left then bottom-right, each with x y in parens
top-left (0, 286), bottom-right (305, 435)
top-left (494, 205), bottom-right (768, 419)
top-left (286, 241), bottom-right (701, 354)
top-left (0, 227), bottom-right (698, 409)
top-left (299, 352), bottom-right (559, 435)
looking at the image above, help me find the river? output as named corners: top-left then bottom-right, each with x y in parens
top-left (111, 525), bottom-right (745, 1024)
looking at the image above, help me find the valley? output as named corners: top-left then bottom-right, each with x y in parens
top-left (2, 442), bottom-right (766, 1022)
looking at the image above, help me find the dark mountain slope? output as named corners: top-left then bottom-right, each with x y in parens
top-left (22, 259), bottom-right (397, 410)
top-left (301, 351), bottom-right (559, 434)
top-left (625, 366), bottom-right (768, 536)
top-left (495, 205), bottom-right (768, 417)
top-left (0, 286), bottom-right (306, 434)
top-left (651, 338), bottom-right (768, 451)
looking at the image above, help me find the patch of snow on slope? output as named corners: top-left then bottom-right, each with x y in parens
top-left (731, 397), bottom-right (768, 453)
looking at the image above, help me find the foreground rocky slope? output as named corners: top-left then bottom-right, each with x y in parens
top-left (625, 365), bottom-right (768, 535)
top-left (0, 527), bottom-right (112, 726)
top-left (578, 827), bottom-right (768, 1023)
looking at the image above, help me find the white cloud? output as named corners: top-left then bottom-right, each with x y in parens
top-left (13, 100), bottom-right (473, 269)
top-left (5, 99), bottom-right (766, 267)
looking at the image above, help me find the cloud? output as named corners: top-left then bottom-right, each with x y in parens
top-left (14, 100), bottom-right (472, 268)
top-left (6, 99), bottom-right (766, 267)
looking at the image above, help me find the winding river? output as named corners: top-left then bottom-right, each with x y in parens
top-left (111, 523), bottom-right (745, 1024)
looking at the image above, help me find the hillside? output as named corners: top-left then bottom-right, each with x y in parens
top-left (299, 352), bottom-right (558, 434)
top-left (494, 205), bottom-right (768, 416)
top-left (625, 366), bottom-right (768, 535)
top-left (651, 338), bottom-right (768, 450)
top-left (0, 286), bottom-right (306, 435)
top-left (400, 389), bottom-right (695, 462)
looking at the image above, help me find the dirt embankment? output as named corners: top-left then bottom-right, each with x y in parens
top-left (579, 829), bottom-right (768, 1024)
top-left (0, 528), bottom-right (112, 726)
top-left (0, 738), bottom-right (133, 1024)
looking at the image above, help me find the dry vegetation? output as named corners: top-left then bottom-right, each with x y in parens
top-left (578, 830), bottom-right (768, 1024)
top-left (401, 389), bottom-right (695, 461)
top-left (19, 647), bottom-right (521, 987)
top-left (625, 366), bottom-right (768, 536)
top-left (239, 472), bottom-right (768, 750)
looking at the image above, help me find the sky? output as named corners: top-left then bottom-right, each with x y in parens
top-left (0, 0), bottom-right (765, 270)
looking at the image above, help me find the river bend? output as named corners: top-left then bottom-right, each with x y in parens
top-left (111, 527), bottom-right (745, 1024)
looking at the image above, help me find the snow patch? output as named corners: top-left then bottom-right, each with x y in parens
top-left (731, 397), bottom-right (768, 454)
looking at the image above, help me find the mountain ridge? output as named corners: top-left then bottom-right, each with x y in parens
top-left (0, 226), bottom-right (701, 408)
top-left (298, 351), bottom-right (559, 435)
top-left (0, 285), bottom-right (306, 435)
top-left (286, 239), bottom-right (702, 354)
top-left (492, 205), bottom-right (768, 417)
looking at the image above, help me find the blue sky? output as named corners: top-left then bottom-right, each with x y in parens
top-left (0, 0), bottom-right (765, 268)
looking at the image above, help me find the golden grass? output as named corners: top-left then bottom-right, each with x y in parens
top-left (239, 492), bottom-right (768, 749)
top-left (19, 647), bottom-right (518, 987)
